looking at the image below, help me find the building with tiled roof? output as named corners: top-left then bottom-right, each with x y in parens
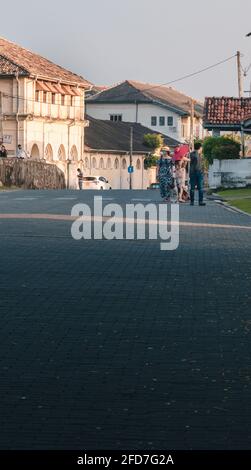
top-left (0, 37), bottom-right (93, 187)
top-left (204, 97), bottom-right (251, 132)
top-left (83, 116), bottom-right (180, 189)
top-left (0, 36), bottom-right (91, 87)
top-left (85, 115), bottom-right (180, 152)
top-left (86, 80), bottom-right (204, 143)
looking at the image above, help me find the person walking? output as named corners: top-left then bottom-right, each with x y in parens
top-left (175, 158), bottom-right (189, 203)
top-left (157, 147), bottom-right (175, 202)
top-left (77, 168), bottom-right (84, 190)
top-left (189, 142), bottom-right (206, 206)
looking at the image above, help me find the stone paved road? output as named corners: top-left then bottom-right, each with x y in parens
top-left (0, 190), bottom-right (251, 449)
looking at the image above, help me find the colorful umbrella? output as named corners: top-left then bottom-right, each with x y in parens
top-left (172, 144), bottom-right (190, 161)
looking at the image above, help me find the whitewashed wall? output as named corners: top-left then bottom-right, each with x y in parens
top-left (86, 102), bottom-right (182, 141)
top-left (82, 152), bottom-right (154, 190)
top-left (86, 102), bottom-right (204, 143)
top-left (208, 159), bottom-right (251, 189)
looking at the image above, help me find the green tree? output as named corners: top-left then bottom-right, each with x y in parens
top-left (143, 134), bottom-right (164, 169)
top-left (143, 133), bottom-right (164, 150)
top-left (203, 136), bottom-right (240, 165)
top-left (144, 154), bottom-right (159, 169)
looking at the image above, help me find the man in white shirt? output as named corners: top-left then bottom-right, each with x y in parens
top-left (17, 145), bottom-right (28, 159)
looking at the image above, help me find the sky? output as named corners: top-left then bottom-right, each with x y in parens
top-left (1, 0), bottom-right (251, 100)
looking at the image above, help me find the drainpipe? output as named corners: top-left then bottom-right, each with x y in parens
top-left (241, 122), bottom-right (245, 158)
top-left (142, 155), bottom-right (144, 189)
top-left (67, 120), bottom-right (76, 188)
top-left (15, 72), bottom-right (20, 153)
top-left (0, 91), bottom-right (3, 142)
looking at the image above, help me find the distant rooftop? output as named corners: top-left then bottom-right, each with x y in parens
top-left (0, 36), bottom-right (92, 88)
top-left (85, 115), bottom-right (180, 153)
top-left (87, 80), bottom-right (203, 117)
top-left (204, 97), bottom-right (251, 130)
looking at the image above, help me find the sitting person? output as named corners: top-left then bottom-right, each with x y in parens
top-left (17, 144), bottom-right (28, 159)
top-left (0, 145), bottom-right (8, 158)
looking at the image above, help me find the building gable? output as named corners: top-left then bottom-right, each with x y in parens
top-left (0, 55), bottom-right (28, 76)
top-left (0, 36), bottom-right (91, 87)
top-left (87, 80), bottom-right (203, 118)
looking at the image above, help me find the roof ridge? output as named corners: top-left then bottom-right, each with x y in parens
top-left (0, 36), bottom-right (91, 86)
top-left (0, 36), bottom-right (71, 75)
top-left (127, 79), bottom-right (202, 104)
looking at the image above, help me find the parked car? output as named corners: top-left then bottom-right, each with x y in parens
top-left (82, 176), bottom-right (112, 190)
top-left (147, 183), bottom-right (160, 190)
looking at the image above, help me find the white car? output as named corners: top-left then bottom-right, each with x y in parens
top-left (82, 176), bottom-right (112, 190)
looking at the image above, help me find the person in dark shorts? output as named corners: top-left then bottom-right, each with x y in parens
top-left (77, 168), bottom-right (84, 190)
top-left (189, 142), bottom-right (206, 206)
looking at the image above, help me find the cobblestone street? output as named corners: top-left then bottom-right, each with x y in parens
top-left (0, 190), bottom-right (250, 449)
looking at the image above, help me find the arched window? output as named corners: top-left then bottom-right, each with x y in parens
top-left (30, 143), bottom-right (40, 160)
top-left (122, 158), bottom-right (127, 170)
top-left (100, 157), bottom-right (104, 169)
top-left (85, 157), bottom-right (89, 168)
top-left (114, 158), bottom-right (119, 169)
top-left (107, 158), bottom-right (111, 169)
top-left (45, 144), bottom-right (53, 162)
top-left (58, 145), bottom-right (66, 161)
top-left (70, 145), bottom-right (78, 161)
top-left (136, 158), bottom-right (141, 170)
top-left (92, 157), bottom-right (97, 169)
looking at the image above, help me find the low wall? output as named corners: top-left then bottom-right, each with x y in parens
top-left (0, 158), bottom-right (66, 189)
top-left (83, 152), bottom-right (152, 190)
top-left (208, 158), bottom-right (251, 189)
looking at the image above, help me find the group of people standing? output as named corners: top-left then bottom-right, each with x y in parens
top-left (157, 142), bottom-right (206, 206)
top-left (0, 144), bottom-right (29, 159)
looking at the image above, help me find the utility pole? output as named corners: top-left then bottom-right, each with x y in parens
top-left (241, 123), bottom-right (246, 158)
top-left (0, 92), bottom-right (3, 143)
top-left (129, 125), bottom-right (133, 190)
top-left (190, 98), bottom-right (195, 151)
top-left (237, 51), bottom-right (244, 97)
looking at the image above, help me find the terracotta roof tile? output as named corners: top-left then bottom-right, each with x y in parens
top-left (204, 97), bottom-right (251, 127)
top-left (0, 36), bottom-right (92, 88)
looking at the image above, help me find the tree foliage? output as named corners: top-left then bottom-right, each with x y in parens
top-left (203, 136), bottom-right (240, 165)
top-left (144, 154), bottom-right (159, 169)
top-left (143, 133), bottom-right (164, 151)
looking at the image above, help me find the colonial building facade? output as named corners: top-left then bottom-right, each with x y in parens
top-left (0, 36), bottom-right (92, 187)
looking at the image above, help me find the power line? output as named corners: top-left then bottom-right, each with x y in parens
top-left (150, 54), bottom-right (237, 88)
top-left (87, 54), bottom-right (237, 102)
top-left (1, 54), bottom-right (237, 108)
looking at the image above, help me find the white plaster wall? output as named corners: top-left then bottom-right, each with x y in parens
top-left (83, 152), bottom-right (151, 189)
top-left (0, 77), bottom-right (13, 114)
top-left (209, 159), bottom-right (251, 188)
top-left (25, 120), bottom-right (83, 161)
top-left (86, 102), bottom-right (182, 141)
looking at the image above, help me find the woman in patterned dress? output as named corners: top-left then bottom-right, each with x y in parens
top-left (157, 148), bottom-right (175, 202)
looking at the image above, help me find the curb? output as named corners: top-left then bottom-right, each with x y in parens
top-left (215, 200), bottom-right (251, 218)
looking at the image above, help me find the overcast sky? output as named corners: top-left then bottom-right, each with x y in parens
top-left (1, 0), bottom-right (251, 100)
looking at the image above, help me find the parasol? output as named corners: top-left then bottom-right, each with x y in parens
top-left (172, 144), bottom-right (190, 161)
